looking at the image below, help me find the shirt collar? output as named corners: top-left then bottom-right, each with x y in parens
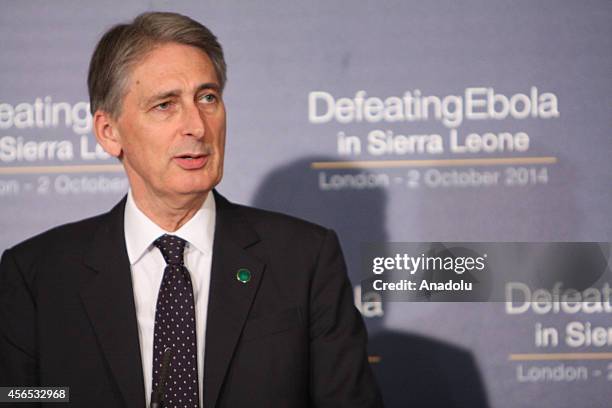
top-left (124, 190), bottom-right (216, 265)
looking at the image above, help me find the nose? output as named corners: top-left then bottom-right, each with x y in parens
top-left (182, 102), bottom-right (205, 139)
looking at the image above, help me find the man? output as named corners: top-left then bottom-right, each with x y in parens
top-left (0, 12), bottom-right (383, 408)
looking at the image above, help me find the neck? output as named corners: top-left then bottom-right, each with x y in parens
top-left (131, 188), bottom-right (208, 232)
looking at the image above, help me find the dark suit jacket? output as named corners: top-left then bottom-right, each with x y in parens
top-left (0, 191), bottom-right (383, 407)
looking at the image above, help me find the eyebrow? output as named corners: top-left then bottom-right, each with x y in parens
top-left (143, 82), bottom-right (221, 107)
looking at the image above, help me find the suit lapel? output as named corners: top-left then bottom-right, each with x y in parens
top-left (203, 191), bottom-right (265, 408)
top-left (79, 197), bottom-right (146, 408)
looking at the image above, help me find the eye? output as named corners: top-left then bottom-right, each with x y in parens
top-left (155, 101), bottom-right (173, 111)
top-left (199, 93), bottom-right (218, 104)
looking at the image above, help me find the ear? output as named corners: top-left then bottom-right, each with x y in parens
top-left (93, 110), bottom-right (123, 158)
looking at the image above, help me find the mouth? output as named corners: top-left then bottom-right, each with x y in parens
top-left (174, 153), bottom-right (209, 170)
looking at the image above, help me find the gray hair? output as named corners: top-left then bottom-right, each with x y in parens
top-left (87, 11), bottom-right (226, 118)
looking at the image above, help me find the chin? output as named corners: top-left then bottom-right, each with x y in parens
top-left (166, 168), bottom-right (221, 194)
top-left (174, 179), bottom-right (219, 196)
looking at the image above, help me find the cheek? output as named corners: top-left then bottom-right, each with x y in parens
top-left (217, 134), bottom-right (226, 152)
top-left (122, 128), bottom-right (169, 169)
top-left (215, 124), bottom-right (227, 151)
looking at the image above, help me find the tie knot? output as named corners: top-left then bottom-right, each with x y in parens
top-left (153, 234), bottom-right (187, 265)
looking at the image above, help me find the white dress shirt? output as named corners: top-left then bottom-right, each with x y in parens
top-left (124, 190), bottom-right (215, 408)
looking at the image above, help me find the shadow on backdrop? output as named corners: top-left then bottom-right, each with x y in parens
top-left (369, 331), bottom-right (489, 408)
top-left (252, 157), bottom-right (388, 286)
top-left (251, 156), bottom-right (489, 407)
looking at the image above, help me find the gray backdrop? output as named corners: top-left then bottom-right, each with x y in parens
top-left (1, 1), bottom-right (611, 407)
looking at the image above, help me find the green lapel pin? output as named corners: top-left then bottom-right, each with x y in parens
top-left (236, 268), bottom-right (251, 284)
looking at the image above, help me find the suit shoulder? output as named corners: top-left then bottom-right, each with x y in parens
top-left (231, 202), bottom-right (331, 242)
top-left (7, 211), bottom-right (110, 261)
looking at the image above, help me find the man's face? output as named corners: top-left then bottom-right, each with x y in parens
top-left (112, 42), bottom-right (226, 202)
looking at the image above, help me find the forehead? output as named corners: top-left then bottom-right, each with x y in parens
top-left (128, 42), bottom-right (219, 92)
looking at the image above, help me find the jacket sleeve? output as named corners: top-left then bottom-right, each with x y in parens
top-left (0, 248), bottom-right (39, 389)
top-left (308, 229), bottom-right (384, 407)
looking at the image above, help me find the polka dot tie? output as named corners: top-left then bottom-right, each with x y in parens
top-left (152, 234), bottom-right (200, 408)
